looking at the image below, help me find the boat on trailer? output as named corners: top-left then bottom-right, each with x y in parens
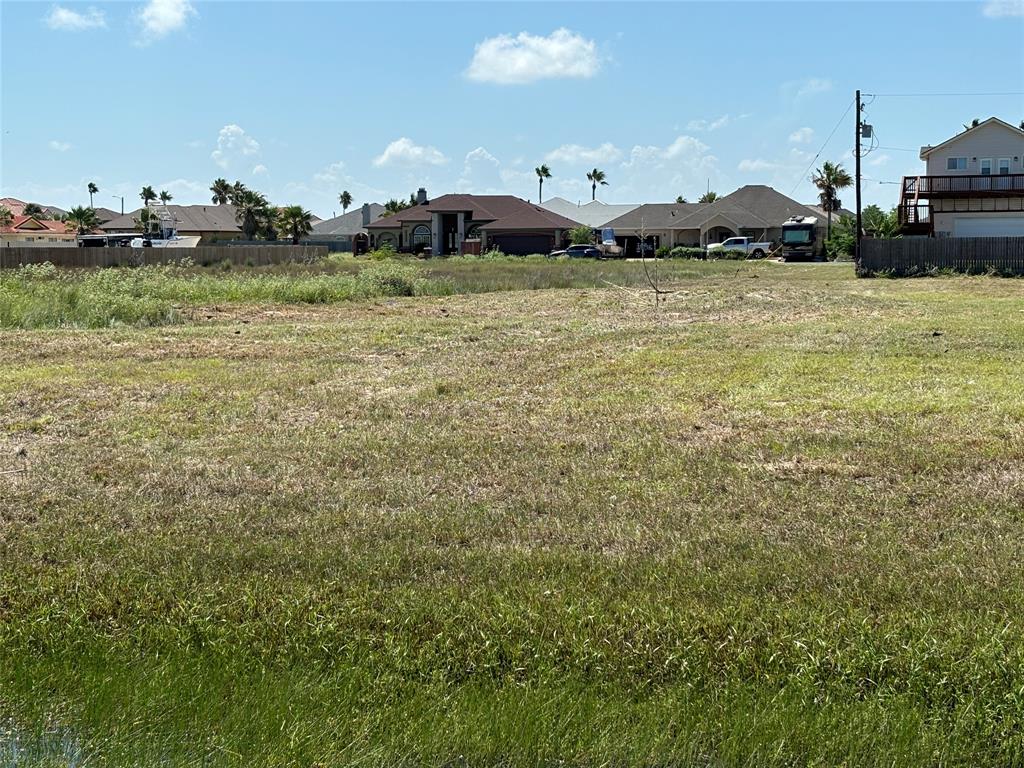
top-left (78, 207), bottom-right (200, 248)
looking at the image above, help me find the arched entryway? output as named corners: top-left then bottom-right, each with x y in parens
top-left (705, 225), bottom-right (736, 244)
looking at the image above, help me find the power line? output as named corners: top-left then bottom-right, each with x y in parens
top-left (789, 98), bottom-right (855, 197)
top-left (865, 91), bottom-right (1024, 97)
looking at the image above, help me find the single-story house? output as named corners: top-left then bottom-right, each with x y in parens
top-left (604, 185), bottom-right (826, 256)
top-left (308, 203), bottom-right (386, 251)
top-left (99, 204), bottom-right (242, 243)
top-left (1, 215), bottom-right (77, 247)
top-left (366, 190), bottom-right (581, 255)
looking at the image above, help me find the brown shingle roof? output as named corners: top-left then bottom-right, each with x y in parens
top-left (367, 194), bottom-right (581, 231)
top-left (99, 204), bottom-right (242, 233)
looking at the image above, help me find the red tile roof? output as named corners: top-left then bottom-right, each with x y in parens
top-left (1, 215), bottom-right (72, 234)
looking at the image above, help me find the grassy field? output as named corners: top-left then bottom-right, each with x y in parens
top-left (2, 260), bottom-right (1024, 766)
top-left (0, 256), bottom-right (753, 329)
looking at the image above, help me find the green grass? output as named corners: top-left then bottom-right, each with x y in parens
top-left (2, 261), bottom-right (1024, 765)
top-left (0, 256), bottom-right (760, 329)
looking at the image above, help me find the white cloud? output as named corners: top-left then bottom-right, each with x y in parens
top-left (686, 115), bottom-right (732, 132)
top-left (252, 164), bottom-right (268, 176)
top-left (544, 142), bottom-right (622, 165)
top-left (466, 28), bottom-right (600, 85)
top-left (373, 137), bottom-right (448, 167)
top-left (44, 5), bottom-right (106, 30)
top-left (457, 147), bottom-right (504, 193)
top-left (868, 153), bottom-right (891, 167)
top-left (983, 0), bottom-right (1023, 16)
top-left (795, 78), bottom-right (833, 98)
top-left (157, 178), bottom-right (206, 199)
top-left (48, 140), bottom-right (71, 152)
top-left (789, 127), bottom-right (814, 144)
top-left (211, 124), bottom-right (260, 169)
top-left (737, 159), bottom-right (780, 172)
top-left (136, 0), bottom-right (195, 42)
top-left (615, 135), bottom-right (721, 202)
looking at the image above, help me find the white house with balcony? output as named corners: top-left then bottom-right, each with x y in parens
top-left (899, 117), bottom-right (1024, 237)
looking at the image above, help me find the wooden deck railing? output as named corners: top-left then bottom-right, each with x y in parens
top-left (901, 174), bottom-right (1024, 197)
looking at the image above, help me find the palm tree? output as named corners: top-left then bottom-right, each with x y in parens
top-left (698, 191), bottom-right (718, 204)
top-left (586, 168), bottom-right (607, 201)
top-left (963, 118), bottom-right (981, 131)
top-left (159, 190), bottom-right (173, 205)
top-left (535, 164), bottom-right (552, 203)
top-left (339, 190), bottom-right (353, 213)
top-left (279, 205), bottom-right (314, 244)
top-left (257, 207), bottom-right (279, 241)
top-left (87, 182), bottom-right (98, 208)
top-left (0, 206), bottom-right (13, 228)
top-left (675, 195), bottom-right (688, 204)
top-left (22, 203), bottom-right (44, 217)
top-left (229, 181), bottom-right (248, 206)
top-left (66, 205), bottom-right (99, 234)
top-left (811, 161), bottom-right (854, 239)
top-left (140, 186), bottom-right (157, 206)
top-left (210, 178), bottom-right (232, 205)
top-left (234, 189), bottom-right (270, 240)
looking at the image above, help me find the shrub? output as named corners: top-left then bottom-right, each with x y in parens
top-left (669, 247), bottom-right (706, 259)
top-left (709, 249), bottom-right (749, 260)
top-left (355, 262), bottom-right (423, 297)
top-left (655, 246), bottom-right (671, 258)
top-left (568, 225), bottom-right (594, 245)
top-left (368, 243), bottom-right (398, 261)
top-left (17, 262), bottom-right (59, 281)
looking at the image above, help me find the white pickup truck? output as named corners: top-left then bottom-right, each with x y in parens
top-left (707, 236), bottom-right (772, 258)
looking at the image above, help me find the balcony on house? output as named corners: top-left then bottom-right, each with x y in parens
top-left (901, 173), bottom-right (1024, 198)
top-left (898, 173), bottom-right (1024, 234)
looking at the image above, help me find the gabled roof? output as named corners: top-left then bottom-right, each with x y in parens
top-left (804, 203), bottom-right (853, 219)
top-left (919, 117), bottom-right (1024, 159)
top-left (539, 197), bottom-right (640, 228)
top-left (604, 202), bottom-right (706, 230)
top-left (698, 185), bottom-right (818, 228)
top-left (91, 207), bottom-right (121, 224)
top-left (478, 206), bottom-right (581, 231)
top-left (98, 204), bottom-right (242, 233)
top-left (1, 215), bottom-right (72, 234)
top-left (604, 186), bottom-right (820, 232)
top-left (366, 194), bottom-right (582, 230)
top-left (312, 203), bottom-right (386, 236)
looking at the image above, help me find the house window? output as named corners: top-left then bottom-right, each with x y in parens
top-left (946, 157), bottom-right (967, 171)
top-left (980, 159), bottom-right (992, 176)
top-left (999, 159), bottom-right (1011, 175)
top-left (411, 225), bottom-right (431, 246)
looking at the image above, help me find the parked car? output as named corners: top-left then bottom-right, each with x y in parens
top-left (706, 236), bottom-right (772, 258)
top-left (549, 244), bottom-right (603, 259)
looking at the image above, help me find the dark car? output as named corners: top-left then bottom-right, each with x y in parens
top-left (549, 244), bottom-right (603, 259)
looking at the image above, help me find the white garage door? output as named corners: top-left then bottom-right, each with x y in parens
top-left (953, 217), bottom-right (1024, 238)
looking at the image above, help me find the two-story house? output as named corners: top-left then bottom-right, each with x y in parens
top-left (899, 117), bottom-right (1024, 238)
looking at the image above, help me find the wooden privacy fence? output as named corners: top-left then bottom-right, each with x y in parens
top-left (858, 237), bottom-right (1024, 277)
top-left (0, 245), bottom-right (328, 269)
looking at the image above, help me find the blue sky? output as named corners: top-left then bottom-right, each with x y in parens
top-left (1, 0), bottom-right (1022, 217)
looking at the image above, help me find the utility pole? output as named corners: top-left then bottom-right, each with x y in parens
top-left (855, 89), bottom-right (862, 262)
